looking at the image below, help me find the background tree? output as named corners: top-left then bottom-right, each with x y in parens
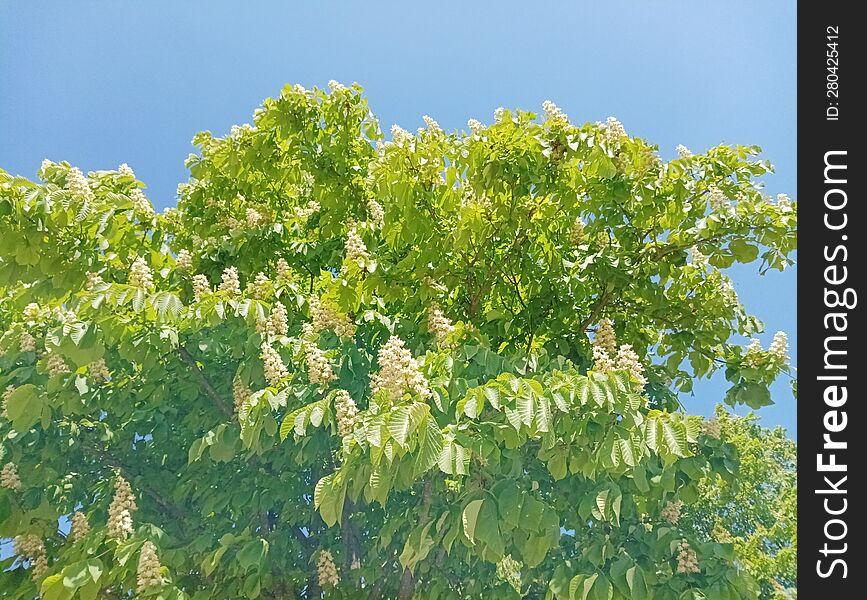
top-left (0, 82), bottom-right (795, 599)
top-left (681, 407), bottom-right (796, 600)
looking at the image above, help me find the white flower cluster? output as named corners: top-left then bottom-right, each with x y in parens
top-left (328, 79), bottom-right (347, 93)
top-left (305, 341), bottom-right (336, 387)
top-left (13, 534), bottom-right (48, 581)
top-left (317, 549), bottom-right (339, 588)
top-left (276, 258), bottom-right (292, 283)
top-left (225, 216), bottom-right (243, 232)
top-left (367, 199), bottom-right (384, 228)
top-left (261, 343), bottom-right (289, 387)
top-left (232, 377), bottom-right (251, 414)
top-left (769, 331), bottom-right (789, 362)
top-left (614, 344), bottom-right (647, 388)
top-left (136, 541), bottom-right (164, 592)
top-left (496, 555), bottom-right (523, 593)
top-left (295, 200), bottom-right (320, 220)
top-left (427, 303), bottom-right (454, 346)
top-left (23, 302), bottom-right (40, 321)
top-left (370, 336), bottom-right (431, 401)
top-left (129, 257), bottom-right (154, 290)
top-left (250, 272), bottom-right (271, 300)
top-left (19, 331), bottom-right (37, 353)
top-left (46, 353), bottom-right (71, 377)
top-left (542, 100), bottom-right (567, 123)
top-left (701, 417), bottom-right (721, 439)
top-left (246, 207), bottom-right (265, 228)
top-left (604, 116), bottom-right (627, 143)
top-left (494, 107), bottom-right (505, 123)
top-left (422, 115), bottom-right (441, 133)
top-left (676, 145), bottom-right (693, 159)
top-left (118, 163), bottom-right (135, 178)
top-left (71, 511), bottom-right (90, 542)
top-left (676, 540), bottom-right (700, 574)
top-left (743, 338), bottom-right (764, 369)
top-left (661, 500), bottom-right (684, 525)
top-left (690, 246), bottom-right (709, 268)
top-left (720, 278), bottom-right (737, 306)
top-left (89, 358), bottom-right (110, 381)
top-left (267, 302), bottom-right (289, 337)
top-left (67, 167), bottom-right (94, 203)
top-left (708, 187), bottom-right (732, 215)
top-left (192, 274), bottom-right (211, 301)
top-left (591, 320), bottom-right (647, 387)
top-left (334, 389), bottom-right (359, 438)
top-left (130, 189), bottom-right (154, 216)
top-left (86, 271), bottom-right (105, 290)
top-left (219, 266), bottom-right (241, 296)
top-left (467, 118), bottom-right (484, 134)
top-left (309, 297), bottom-right (355, 338)
top-left (569, 217), bottom-right (586, 245)
top-left (176, 249), bottom-right (193, 271)
top-left (390, 124), bottom-right (414, 147)
top-left (345, 223), bottom-right (369, 262)
top-left (776, 193), bottom-right (792, 209)
top-left (229, 123), bottom-right (256, 139)
top-left (107, 475), bottom-right (137, 541)
top-left (2, 385), bottom-right (14, 418)
top-left (1, 462), bottom-right (21, 490)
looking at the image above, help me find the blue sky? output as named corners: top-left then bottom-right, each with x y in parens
top-left (0, 1), bottom-right (796, 433)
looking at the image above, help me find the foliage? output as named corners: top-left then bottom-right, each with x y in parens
top-left (0, 83), bottom-right (796, 599)
top-left (681, 407), bottom-right (796, 600)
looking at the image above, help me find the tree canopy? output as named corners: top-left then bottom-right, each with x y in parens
top-left (0, 82), bottom-right (796, 599)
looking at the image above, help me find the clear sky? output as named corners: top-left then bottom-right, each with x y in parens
top-left (0, 1), bottom-right (796, 434)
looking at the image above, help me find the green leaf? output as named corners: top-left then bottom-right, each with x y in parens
top-left (462, 499), bottom-right (484, 544)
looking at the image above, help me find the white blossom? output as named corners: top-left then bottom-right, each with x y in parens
top-left (494, 107), bottom-right (505, 123)
top-left (604, 116), bottom-right (626, 143)
top-left (107, 475), bottom-right (137, 540)
top-left (390, 124), bottom-right (414, 147)
top-left (743, 338), bottom-right (764, 369)
top-left (176, 249), bottom-right (193, 271)
top-left (690, 246), bottom-right (708, 268)
top-left (219, 266), bottom-right (241, 296)
top-left (1, 462), bottom-right (22, 490)
top-left (89, 358), bottom-right (110, 381)
top-left (67, 167), bottom-right (94, 203)
top-left (422, 115), bottom-right (441, 133)
top-left (192, 274), bottom-right (211, 301)
top-left (542, 100), bottom-right (568, 123)
top-left (467, 118), bottom-right (484, 134)
top-left (776, 193), bottom-right (793, 209)
top-left (569, 217), bottom-right (586, 245)
top-left (345, 224), bottom-right (369, 262)
top-left (370, 336), bottom-right (431, 401)
top-left (305, 342), bottom-right (336, 387)
top-left (86, 271), bottom-right (105, 290)
top-left (46, 353), bottom-right (71, 377)
top-left (328, 79), bottom-right (347, 93)
top-left (130, 189), bottom-right (154, 216)
top-left (117, 163), bottom-right (135, 179)
top-left (661, 500), bottom-right (683, 525)
top-left (676, 145), bottom-right (693, 159)
top-left (676, 540), bottom-right (700, 574)
top-left (13, 534), bottom-right (48, 581)
top-left (769, 331), bottom-right (789, 363)
top-left (427, 303), bottom-right (455, 346)
top-left (615, 344), bottom-right (647, 388)
top-left (129, 257), bottom-right (154, 289)
top-left (136, 541), bottom-right (164, 592)
top-left (261, 343), bottom-right (288, 386)
top-left (309, 297), bottom-right (355, 338)
top-left (71, 511), bottom-right (90, 542)
top-left (19, 331), bottom-right (36, 353)
top-left (367, 199), bottom-right (384, 228)
top-left (232, 377), bottom-right (251, 414)
top-left (295, 200), bottom-right (320, 219)
top-left (317, 549), bottom-right (339, 588)
top-left (334, 389), bottom-right (359, 438)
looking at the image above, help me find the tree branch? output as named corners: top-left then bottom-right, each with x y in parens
top-left (579, 286), bottom-right (614, 332)
top-left (178, 346), bottom-right (233, 417)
